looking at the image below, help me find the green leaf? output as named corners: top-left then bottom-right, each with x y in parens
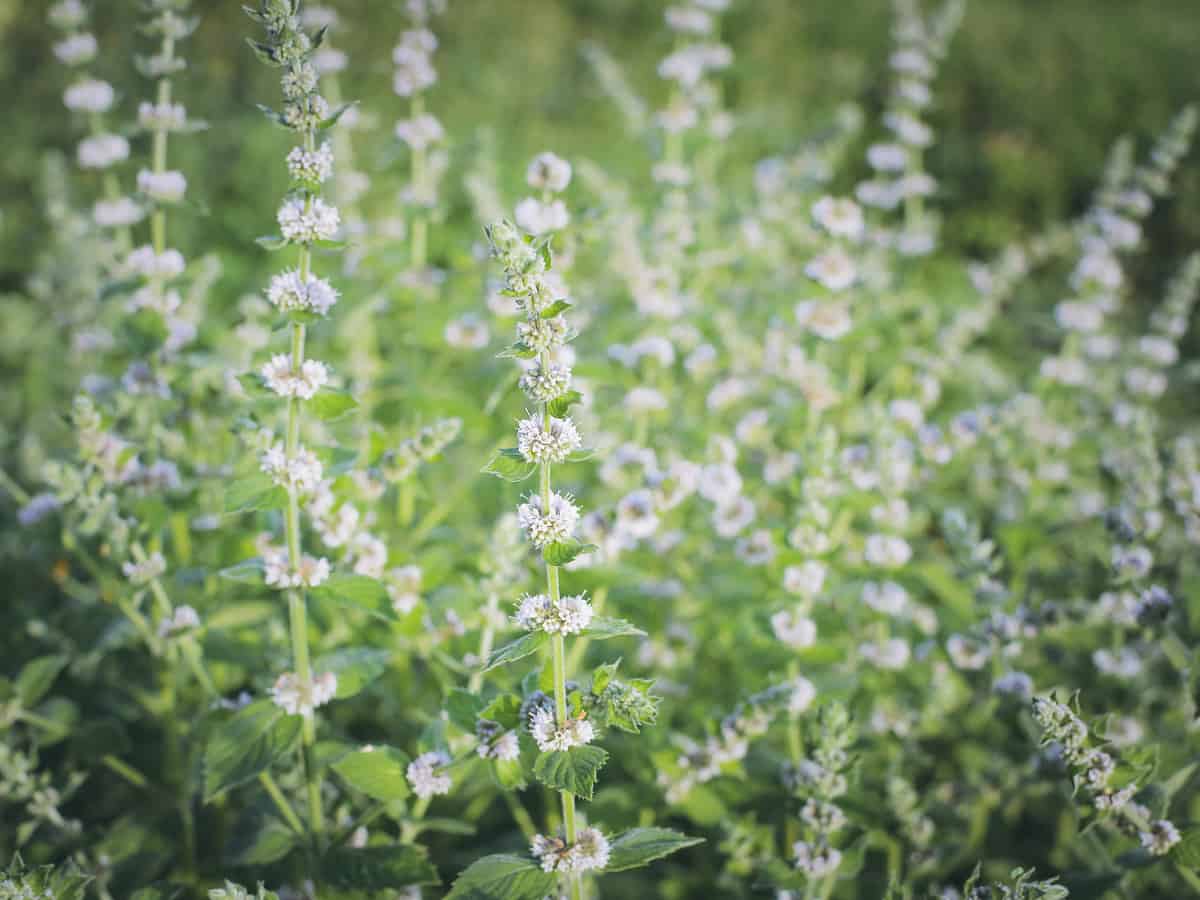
top-left (224, 473), bottom-right (287, 514)
top-left (543, 540), bottom-right (597, 566)
top-left (485, 632), bottom-right (548, 672)
top-left (548, 390), bottom-right (583, 418)
top-left (218, 558), bottom-right (265, 585)
top-left (16, 655), bottom-right (69, 708)
top-left (582, 617), bottom-right (646, 640)
top-left (311, 574), bottom-right (389, 616)
top-left (309, 390), bottom-right (358, 422)
top-left (445, 854), bottom-right (557, 900)
top-left (540, 299), bottom-right (571, 318)
top-left (320, 845), bottom-right (439, 891)
top-left (314, 647), bottom-right (391, 698)
top-left (255, 233), bottom-right (289, 251)
top-left (226, 809), bottom-right (297, 866)
top-left (483, 448), bottom-right (537, 483)
top-left (319, 101), bottom-right (358, 130)
top-left (533, 745), bottom-right (608, 800)
top-left (497, 342), bottom-right (536, 360)
top-left (446, 688), bottom-right (486, 732)
top-left (236, 372), bottom-right (275, 401)
top-left (332, 746), bottom-right (411, 803)
top-left (203, 700), bottom-right (302, 801)
top-left (604, 827), bottom-right (704, 872)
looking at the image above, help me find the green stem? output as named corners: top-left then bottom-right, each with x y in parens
top-left (260, 772), bottom-right (306, 835)
top-left (282, 125), bottom-right (324, 842)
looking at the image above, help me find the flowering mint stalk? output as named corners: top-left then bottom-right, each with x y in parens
top-left (448, 214), bottom-right (699, 899)
top-left (241, 0), bottom-right (354, 842)
top-left (50, 0), bottom-right (136, 250)
top-left (393, 2), bottom-right (445, 271)
top-left (489, 217), bottom-right (591, 900)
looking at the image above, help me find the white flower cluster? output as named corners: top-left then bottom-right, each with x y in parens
top-left (125, 245), bottom-right (186, 280)
top-left (270, 670), bottom-right (337, 718)
top-left (261, 444), bottom-right (323, 494)
top-left (64, 77), bottom-right (114, 113)
top-left (516, 414), bottom-right (581, 464)
top-left (654, 1), bottom-right (734, 149)
top-left (261, 354), bottom-right (330, 399)
top-left (157, 605), bottom-right (200, 638)
top-left (286, 141), bottom-right (334, 184)
top-left (514, 593), bottom-right (594, 635)
top-left (138, 99), bottom-right (188, 131)
top-left (515, 151), bottom-right (572, 236)
top-left (854, 0), bottom-right (960, 253)
top-left (94, 196), bottom-right (145, 228)
top-left (518, 360), bottom-right (572, 403)
top-left (122, 551), bottom-right (167, 585)
top-left (263, 548), bottom-right (331, 589)
top-left (516, 491), bottom-right (580, 548)
top-left (792, 841), bottom-right (843, 879)
top-left (77, 133), bottom-right (130, 170)
top-left (277, 196), bottom-right (341, 244)
top-left (530, 828), bottom-right (610, 873)
top-left (475, 720), bottom-right (521, 761)
top-left (392, 29), bottom-right (438, 97)
top-left (137, 169), bottom-right (187, 203)
top-left (406, 750), bottom-right (452, 799)
top-left (395, 113), bottom-right (444, 151)
top-left (528, 705), bottom-right (595, 752)
top-left (266, 269), bottom-right (339, 316)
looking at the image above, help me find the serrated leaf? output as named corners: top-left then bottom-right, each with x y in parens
top-left (604, 827), bottom-right (704, 872)
top-left (543, 540), bottom-right (597, 567)
top-left (533, 745), bottom-right (608, 800)
top-left (483, 448), bottom-right (537, 483)
top-left (16, 655), bottom-right (69, 708)
top-left (444, 854), bottom-right (557, 900)
top-left (224, 473), bottom-right (287, 514)
top-left (314, 647), bottom-right (390, 698)
top-left (311, 574), bottom-right (389, 616)
top-left (309, 390), bottom-right (358, 421)
top-left (320, 845), bottom-right (439, 891)
top-left (446, 688), bottom-right (486, 732)
top-left (332, 746), bottom-right (411, 803)
top-left (548, 390), bottom-right (583, 418)
top-left (203, 701), bottom-right (302, 801)
top-left (582, 617), bottom-right (646, 640)
top-left (484, 632), bottom-right (548, 672)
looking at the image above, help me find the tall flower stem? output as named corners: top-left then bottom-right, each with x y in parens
top-left (285, 129), bottom-right (323, 841)
top-left (540, 370), bottom-right (580, 900)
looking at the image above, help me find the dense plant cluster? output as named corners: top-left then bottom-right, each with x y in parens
top-left (1, 1), bottom-right (1199, 898)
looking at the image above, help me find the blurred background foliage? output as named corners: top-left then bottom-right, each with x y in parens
top-left (2, 0), bottom-right (1197, 299)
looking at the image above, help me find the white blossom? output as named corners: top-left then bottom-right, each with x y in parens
top-left (516, 415), bottom-right (582, 463)
top-left (266, 269), bottom-right (339, 315)
top-left (270, 671), bottom-right (337, 718)
top-left (514, 593), bottom-right (594, 635)
top-left (529, 705), bottom-right (595, 752)
top-left (78, 134), bottom-right (130, 169)
top-left (526, 152), bottom-right (572, 192)
top-left (517, 491), bottom-right (580, 547)
top-left (64, 78), bottom-right (114, 113)
top-left (137, 169), bottom-right (188, 203)
top-left (277, 197), bottom-right (341, 243)
top-left (260, 355), bottom-right (330, 399)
